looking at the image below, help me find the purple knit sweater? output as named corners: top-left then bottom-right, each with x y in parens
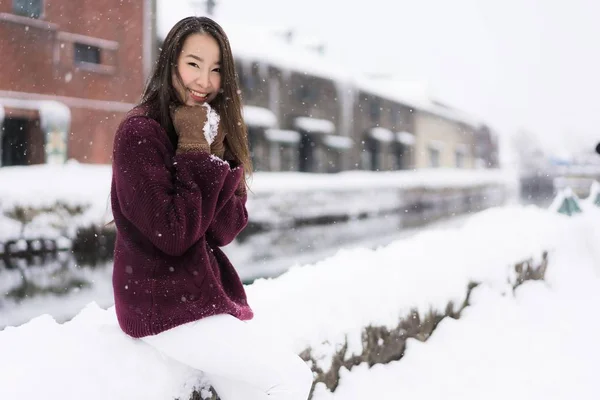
top-left (110, 109), bottom-right (253, 338)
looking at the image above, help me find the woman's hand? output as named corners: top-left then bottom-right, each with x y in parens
top-left (171, 103), bottom-right (221, 154)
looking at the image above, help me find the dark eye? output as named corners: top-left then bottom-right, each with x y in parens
top-left (187, 62), bottom-right (199, 68)
top-left (212, 67), bottom-right (221, 73)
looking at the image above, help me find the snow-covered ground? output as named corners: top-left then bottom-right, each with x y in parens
top-left (1, 201), bottom-right (598, 400)
top-left (314, 210), bottom-right (600, 400)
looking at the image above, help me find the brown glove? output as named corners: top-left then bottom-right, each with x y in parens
top-left (170, 105), bottom-right (210, 154)
top-left (210, 123), bottom-right (227, 159)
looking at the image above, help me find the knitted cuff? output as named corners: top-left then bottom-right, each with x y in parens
top-left (176, 142), bottom-right (210, 155)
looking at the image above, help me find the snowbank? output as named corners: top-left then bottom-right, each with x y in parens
top-left (0, 161), bottom-right (112, 242)
top-left (1, 205), bottom-right (595, 400)
top-left (312, 209), bottom-right (600, 400)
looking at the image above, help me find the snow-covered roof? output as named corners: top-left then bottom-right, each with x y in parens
top-left (396, 131), bottom-right (416, 146)
top-left (243, 105), bottom-right (277, 128)
top-left (0, 98), bottom-right (71, 132)
top-left (264, 128), bottom-right (301, 144)
top-left (294, 117), bottom-right (335, 134)
top-left (428, 140), bottom-right (445, 152)
top-left (369, 127), bottom-right (395, 143)
top-left (354, 78), bottom-right (481, 128)
top-left (323, 135), bottom-right (354, 150)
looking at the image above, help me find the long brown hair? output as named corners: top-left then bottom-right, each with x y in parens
top-left (140, 16), bottom-right (253, 184)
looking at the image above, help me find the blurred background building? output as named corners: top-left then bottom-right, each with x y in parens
top-left (0, 0), bottom-right (156, 165)
top-left (0, 0), bottom-right (499, 172)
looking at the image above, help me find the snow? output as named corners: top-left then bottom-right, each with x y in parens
top-left (396, 131), bottom-right (415, 146)
top-left (587, 180), bottom-right (600, 203)
top-left (1, 204), bottom-right (599, 399)
top-left (428, 139), bottom-right (445, 151)
top-left (0, 98), bottom-right (70, 133)
top-left (368, 127), bottom-right (395, 143)
top-left (354, 77), bottom-right (481, 128)
top-left (258, 168), bottom-right (514, 192)
top-left (201, 102), bottom-right (220, 144)
top-left (312, 212), bottom-right (600, 400)
top-left (246, 206), bottom-right (572, 368)
top-left (242, 105), bottom-right (277, 128)
top-left (0, 161), bottom-right (112, 242)
top-left (323, 135), bottom-right (353, 150)
top-left (38, 100), bottom-right (71, 133)
top-left (294, 116), bottom-right (336, 134)
top-left (264, 128), bottom-right (301, 144)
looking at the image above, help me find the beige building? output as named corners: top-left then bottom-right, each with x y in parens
top-left (412, 110), bottom-right (477, 169)
top-left (350, 90), bottom-right (416, 171)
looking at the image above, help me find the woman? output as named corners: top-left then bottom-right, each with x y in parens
top-left (110, 16), bottom-right (313, 400)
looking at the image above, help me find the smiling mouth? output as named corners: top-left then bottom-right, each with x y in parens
top-left (189, 89), bottom-right (208, 99)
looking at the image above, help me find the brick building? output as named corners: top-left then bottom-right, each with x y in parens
top-left (0, 0), bottom-right (156, 166)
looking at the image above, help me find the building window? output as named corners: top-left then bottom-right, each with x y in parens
top-left (395, 145), bottom-right (405, 170)
top-left (269, 143), bottom-right (281, 171)
top-left (362, 137), bottom-right (380, 171)
top-left (455, 150), bottom-right (465, 168)
top-left (13, 0), bottom-right (43, 18)
top-left (369, 98), bottom-right (381, 122)
top-left (74, 43), bottom-right (101, 65)
top-left (428, 147), bottom-right (440, 168)
top-left (297, 84), bottom-right (316, 103)
top-left (241, 72), bottom-right (256, 100)
top-left (391, 107), bottom-right (401, 128)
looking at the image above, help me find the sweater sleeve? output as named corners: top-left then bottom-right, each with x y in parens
top-left (112, 116), bottom-right (242, 256)
top-left (206, 189), bottom-right (249, 247)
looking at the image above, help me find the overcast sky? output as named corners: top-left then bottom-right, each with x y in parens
top-left (160, 0), bottom-right (600, 158)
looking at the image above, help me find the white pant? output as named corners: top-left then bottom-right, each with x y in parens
top-left (142, 314), bottom-right (313, 400)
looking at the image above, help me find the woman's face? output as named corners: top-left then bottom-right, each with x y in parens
top-left (173, 33), bottom-right (222, 106)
